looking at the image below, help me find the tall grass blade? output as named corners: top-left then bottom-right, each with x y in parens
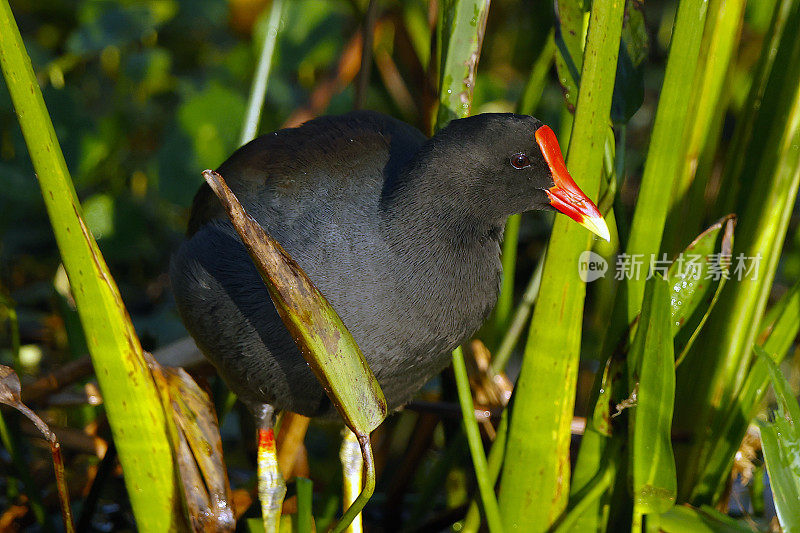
top-left (691, 281), bottom-right (800, 502)
top-left (676, 0), bottom-right (800, 499)
top-left (240, 0), bottom-right (285, 146)
top-left (663, 0), bottom-right (745, 254)
top-left (452, 346), bottom-right (503, 533)
top-left (498, 2), bottom-right (625, 529)
top-left (622, 0), bottom-right (710, 325)
top-left (462, 412), bottom-right (508, 533)
top-left (0, 2), bottom-right (181, 528)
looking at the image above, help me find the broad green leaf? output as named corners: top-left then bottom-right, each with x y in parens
top-left (628, 276), bottom-right (676, 515)
top-left (0, 3), bottom-right (181, 529)
top-left (435, 0), bottom-right (491, 129)
top-left (758, 346), bottom-right (800, 532)
top-left (202, 170), bottom-right (386, 436)
top-left (567, 217), bottom-right (732, 527)
top-left (498, 2), bottom-right (625, 529)
top-left (650, 504), bottom-right (753, 532)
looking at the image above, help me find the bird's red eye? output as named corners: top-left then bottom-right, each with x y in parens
top-left (511, 153), bottom-right (531, 169)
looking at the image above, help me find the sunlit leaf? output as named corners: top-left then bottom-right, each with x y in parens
top-left (675, 0), bottom-right (800, 502)
top-left (628, 275), bottom-right (676, 515)
top-left (623, 0), bottom-right (710, 323)
top-left (0, 3), bottom-right (182, 529)
top-left (499, 1), bottom-right (625, 529)
top-left (201, 169), bottom-right (386, 436)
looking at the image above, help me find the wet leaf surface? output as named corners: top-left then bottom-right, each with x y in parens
top-left (667, 215), bottom-right (735, 363)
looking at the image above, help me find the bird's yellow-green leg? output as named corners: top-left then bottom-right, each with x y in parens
top-left (340, 430), bottom-right (363, 533)
top-left (254, 404), bottom-right (286, 533)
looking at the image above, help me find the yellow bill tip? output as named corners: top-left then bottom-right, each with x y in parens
top-left (580, 215), bottom-right (611, 242)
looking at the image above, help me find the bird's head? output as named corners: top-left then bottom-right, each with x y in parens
top-left (431, 113), bottom-right (610, 241)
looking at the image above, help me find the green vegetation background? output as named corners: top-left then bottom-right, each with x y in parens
top-left (2, 0), bottom-right (800, 530)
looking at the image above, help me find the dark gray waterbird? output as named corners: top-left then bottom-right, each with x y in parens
top-left (170, 110), bottom-right (608, 418)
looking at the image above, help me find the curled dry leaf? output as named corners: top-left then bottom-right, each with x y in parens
top-left (146, 354), bottom-right (235, 532)
top-left (0, 365), bottom-right (74, 532)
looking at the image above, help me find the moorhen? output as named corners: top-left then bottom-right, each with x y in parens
top-left (170, 110), bottom-right (608, 419)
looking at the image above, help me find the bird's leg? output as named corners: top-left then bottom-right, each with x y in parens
top-left (253, 403), bottom-right (286, 533)
top-left (339, 429), bottom-right (363, 533)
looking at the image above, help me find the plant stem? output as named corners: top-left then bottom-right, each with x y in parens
top-left (240, 0), bottom-right (285, 146)
top-left (452, 346), bottom-right (504, 533)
